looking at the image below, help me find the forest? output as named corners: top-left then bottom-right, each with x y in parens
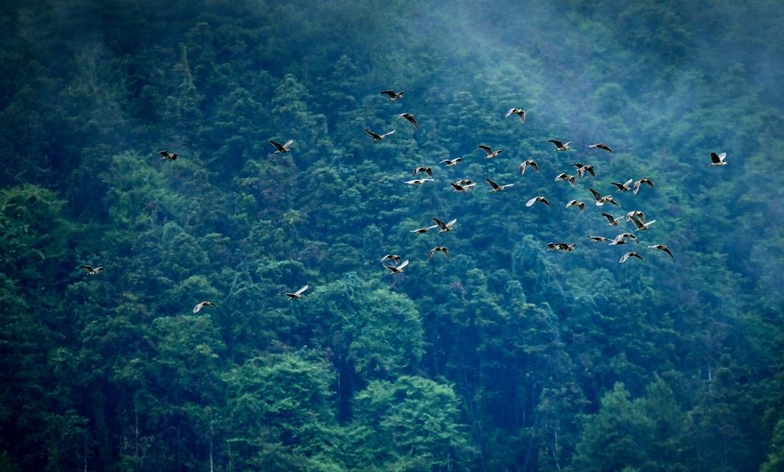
top-left (1, 0), bottom-right (784, 470)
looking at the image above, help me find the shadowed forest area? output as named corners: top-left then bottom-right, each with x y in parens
top-left (1, 0), bottom-right (784, 470)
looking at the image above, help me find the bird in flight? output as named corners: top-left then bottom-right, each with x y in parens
top-left (159, 150), bottom-right (178, 160)
top-left (79, 264), bottom-right (104, 275)
top-left (396, 113), bottom-right (418, 129)
top-left (572, 163), bottom-right (595, 178)
top-left (380, 90), bottom-right (404, 101)
top-left (193, 301), bottom-right (217, 313)
top-left (380, 254), bottom-right (402, 264)
top-left (413, 166), bottom-right (432, 177)
top-left (432, 217), bottom-right (457, 233)
top-left (647, 244), bottom-right (674, 258)
top-left (555, 173), bottom-right (576, 186)
top-left (429, 246), bottom-right (449, 259)
top-left (411, 224), bottom-right (439, 234)
top-left (601, 213), bottom-right (623, 226)
top-left (610, 179), bottom-right (634, 192)
top-left (405, 178), bottom-right (435, 185)
top-left (629, 215), bottom-right (656, 231)
top-left (519, 159), bottom-right (539, 175)
top-left (619, 251), bottom-right (644, 263)
top-left (588, 143), bottom-right (614, 153)
top-left (450, 179), bottom-right (476, 192)
top-left (384, 259), bottom-right (410, 274)
top-left (526, 195), bottom-right (550, 207)
top-left (478, 145), bottom-right (503, 159)
top-left (709, 152), bottom-right (727, 166)
top-left (440, 157), bottom-right (463, 167)
top-left (565, 200), bottom-right (586, 211)
top-left (547, 242), bottom-right (576, 252)
top-left (283, 285), bottom-right (309, 300)
top-left (486, 178), bottom-right (514, 192)
top-left (364, 128), bottom-right (396, 142)
top-left (633, 178), bottom-right (654, 195)
top-left (505, 108), bottom-right (526, 123)
top-left (269, 140), bottom-right (294, 153)
top-left (549, 140), bottom-right (572, 151)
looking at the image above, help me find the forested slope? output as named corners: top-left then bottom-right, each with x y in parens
top-left (1, 0), bottom-right (784, 470)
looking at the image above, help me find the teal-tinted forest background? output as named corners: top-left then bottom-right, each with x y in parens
top-left (2, 0), bottom-right (784, 470)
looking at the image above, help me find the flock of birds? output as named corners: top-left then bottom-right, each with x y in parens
top-left (79, 88), bottom-right (727, 308)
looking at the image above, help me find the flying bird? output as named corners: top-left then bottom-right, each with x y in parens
top-left (450, 180), bottom-right (476, 192)
top-left (647, 244), bottom-right (674, 258)
top-left (413, 166), bottom-right (432, 177)
top-left (588, 143), bottom-right (614, 153)
top-left (633, 178), bottom-right (654, 195)
top-left (610, 179), bottom-right (634, 192)
top-left (478, 144), bottom-right (503, 159)
top-left (625, 210), bottom-right (646, 222)
top-left (364, 128), bottom-right (396, 142)
top-left (79, 264), bottom-right (104, 275)
top-left (709, 152), bottom-right (727, 166)
top-left (565, 200), bottom-right (586, 211)
top-left (405, 178), bottom-right (435, 185)
top-left (619, 251), bottom-right (644, 263)
top-left (601, 213), bottom-right (623, 226)
top-left (283, 285), bottom-right (309, 300)
top-left (587, 235), bottom-right (611, 242)
top-left (505, 108), bottom-right (526, 123)
top-left (384, 259), bottom-right (410, 274)
top-left (629, 215), bottom-right (656, 231)
top-left (440, 157), bottom-right (463, 167)
top-left (486, 178), bottom-right (514, 192)
top-left (429, 246), bottom-right (449, 259)
top-left (380, 254), bottom-right (402, 264)
top-left (610, 233), bottom-right (638, 246)
top-left (432, 217), bottom-right (457, 233)
top-left (380, 90), bottom-right (404, 101)
top-left (192, 301), bottom-right (217, 313)
top-left (572, 163), bottom-right (595, 178)
top-left (549, 140), bottom-right (572, 151)
top-left (588, 188), bottom-right (619, 207)
top-left (547, 242), bottom-right (576, 252)
top-left (526, 195), bottom-right (550, 207)
top-left (269, 140), bottom-right (294, 153)
top-left (519, 159), bottom-right (540, 175)
top-left (159, 150), bottom-right (178, 160)
top-left (555, 173), bottom-right (576, 186)
top-left (397, 113), bottom-right (418, 129)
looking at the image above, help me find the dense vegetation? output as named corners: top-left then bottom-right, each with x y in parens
top-left (1, 0), bottom-right (784, 470)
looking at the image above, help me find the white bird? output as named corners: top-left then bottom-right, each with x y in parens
top-left (633, 178), bottom-right (654, 195)
top-left (284, 285), bottom-right (309, 299)
top-left (193, 301), bottom-right (217, 313)
top-left (589, 188), bottom-right (620, 207)
top-left (505, 108), bottom-right (526, 123)
top-left (380, 254), bottom-right (402, 264)
top-left (486, 178), bottom-right (514, 192)
top-left (440, 157), bottom-right (463, 167)
top-left (619, 251), bottom-right (643, 263)
top-left (519, 159), bottom-right (539, 175)
top-left (565, 200), bottom-right (585, 211)
top-left (549, 140), bottom-right (572, 151)
top-left (555, 173), bottom-right (576, 186)
top-left (384, 259), bottom-right (410, 274)
top-left (380, 90), bottom-right (404, 101)
top-left (364, 128), bottom-right (395, 142)
top-left (547, 242), bottom-right (576, 252)
top-left (647, 244), bottom-right (674, 258)
top-left (709, 152), bottom-right (727, 166)
top-left (629, 215), bottom-right (656, 231)
top-left (601, 213), bottom-right (623, 226)
top-left (432, 217), bottom-right (457, 233)
top-left (411, 225), bottom-right (439, 234)
top-left (405, 178), bottom-right (435, 185)
top-left (610, 179), bottom-right (633, 192)
top-left (450, 180), bottom-right (476, 192)
top-left (429, 246), bottom-right (449, 259)
top-left (80, 264), bottom-right (104, 275)
top-left (269, 139), bottom-right (294, 153)
top-left (478, 144), bottom-right (503, 159)
top-left (588, 143), bottom-right (614, 153)
top-left (526, 196), bottom-right (550, 207)
top-left (397, 113), bottom-right (418, 129)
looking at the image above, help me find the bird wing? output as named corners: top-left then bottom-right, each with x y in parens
top-left (397, 260), bottom-right (410, 270)
top-left (478, 144), bottom-right (492, 154)
top-left (295, 285), bottom-right (309, 296)
top-left (589, 188), bottom-right (602, 201)
top-left (364, 129), bottom-right (381, 140)
top-left (485, 178), bottom-right (500, 190)
top-left (432, 217), bottom-right (447, 229)
top-left (549, 140), bottom-right (563, 148)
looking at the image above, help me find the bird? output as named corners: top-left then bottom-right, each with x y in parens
top-left (647, 244), bottom-right (674, 258)
top-left (555, 173), bottom-right (576, 186)
top-left (284, 285), bottom-right (309, 299)
top-left (547, 242), bottom-right (576, 252)
top-left (610, 179), bottom-right (633, 192)
top-left (405, 178), bottom-right (435, 185)
top-left (193, 301), bottom-right (217, 313)
top-left (601, 213), bottom-right (623, 226)
top-left (79, 264), bottom-right (104, 275)
top-left (411, 224), bottom-right (439, 234)
top-left (440, 157), bottom-right (463, 167)
top-left (269, 140), bottom-right (294, 153)
top-left (432, 217), bottom-right (457, 233)
top-left (610, 233), bottom-right (638, 246)
top-left (450, 180), bottom-right (476, 192)
top-left (413, 166), bottom-right (432, 177)
top-left (397, 113), bottom-right (418, 129)
top-left (486, 178), bottom-right (514, 192)
top-left (429, 246), bottom-right (449, 259)
top-left (159, 150), bottom-right (178, 160)
top-left (572, 163), bottom-right (595, 178)
top-left (380, 254), bottom-right (402, 264)
top-left (589, 188), bottom-right (619, 207)
top-left (587, 235), bottom-right (611, 242)
top-left (478, 145), bottom-right (503, 159)
top-left (565, 200), bottom-right (586, 211)
top-left (625, 210), bottom-right (646, 222)
top-left (549, 140), bottom-right (572, 151)
top-left (588, 143), bottom-right (614, 153)
top-left (709, 152), bottom-right (727, 166)
top-left (526, 196), bottom-right (550, 207)
top-left (619, 251), bottom-right (644, 263)
top-left (505, 108), bottom-right (526, 123)
top-left (364, 128), bottom-right (396, 141)
top-left (380, 90), bottom-right (404, 101)
top-left (519, 159), bottom-right (540, 175)
top-left (629, 215), bottom-right (656, 231)
top-left (384, 259), bottom-right (410, 274)
top-left (633, 178), bottom-right (654, 195)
